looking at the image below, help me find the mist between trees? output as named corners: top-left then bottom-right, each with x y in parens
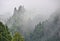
top-left (0, 5), bottom-right (60, 41)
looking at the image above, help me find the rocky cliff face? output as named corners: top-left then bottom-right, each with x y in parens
top-left (6, 5), bottom-right (35, 36)
top-left (6, 5), bottom-right (25, 35)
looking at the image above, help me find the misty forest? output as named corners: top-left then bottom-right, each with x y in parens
top-left (0, 0), bottom-right (60, 41)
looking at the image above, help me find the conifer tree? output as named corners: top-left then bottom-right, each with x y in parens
top-left (0, 22), bottom-right (12, 41)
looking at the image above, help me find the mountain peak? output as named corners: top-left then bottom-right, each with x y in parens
top-left (18, 5), bottom-right (25, 12)
top-left (13, 5), bottom-right (25, 16)
top-left (14, 7), bottom-right (17, 11)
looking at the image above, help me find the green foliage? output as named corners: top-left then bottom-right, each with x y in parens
top-left (0, 22), bottom-right (12, 41)
top-left (11, 32), bottom-right (24, 41)
top-left (0, 22), bottom-right (24, 41)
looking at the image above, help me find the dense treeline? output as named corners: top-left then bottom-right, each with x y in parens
top-left (29, 22), bottom-right (44, 41)
top-left (24, 22), bottom-right (45, 41)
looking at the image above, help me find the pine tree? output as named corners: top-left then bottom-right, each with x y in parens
top-left (0, 22), bottom-right (12, 41)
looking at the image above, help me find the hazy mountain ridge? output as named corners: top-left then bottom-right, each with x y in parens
top-left (37, 9), bottom-right (60, 41)
top-left (42, 9), bottom-right (60, 41)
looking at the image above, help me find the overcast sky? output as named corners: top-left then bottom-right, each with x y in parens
top-left (0, 0), bottom-right (60, 16)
